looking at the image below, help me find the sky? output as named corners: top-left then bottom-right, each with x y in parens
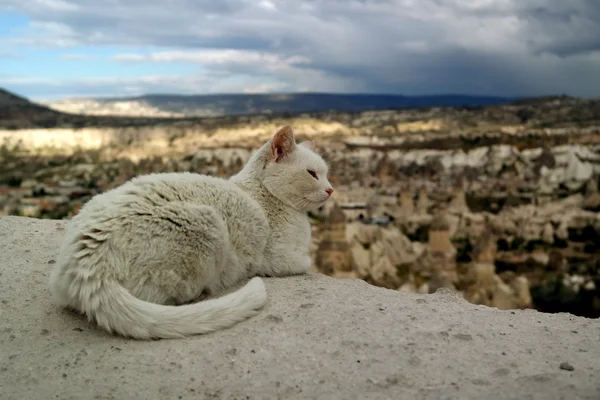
top-left (0, 0), bottom-right (599, 100)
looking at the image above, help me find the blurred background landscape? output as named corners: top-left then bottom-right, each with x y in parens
top-left (1, 0), bottom-right (600, 318)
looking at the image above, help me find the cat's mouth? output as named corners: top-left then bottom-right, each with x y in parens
top-left (305, 194), bottom-right (331, 206)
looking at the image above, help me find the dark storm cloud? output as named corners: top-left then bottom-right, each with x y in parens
top-left (2, 0), bottom-right (600, 97)
top-left (514, 1), bottom-right (600, 57)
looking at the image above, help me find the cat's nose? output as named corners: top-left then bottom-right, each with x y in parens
top-left (326, 188), bottom-right (334, 196)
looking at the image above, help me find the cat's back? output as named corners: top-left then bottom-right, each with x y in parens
top-left (72, 172), bottom-right (267, 236)
top-left (78, 172), bottom-right (254, 216)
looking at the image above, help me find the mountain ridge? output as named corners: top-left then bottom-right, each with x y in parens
top-left (2, 87), bottom-right (598, 132)
top-left (44, 92), bottom-right (516, 117)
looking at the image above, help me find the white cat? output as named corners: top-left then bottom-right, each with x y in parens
top-left (48, 126), bottom-right (333, 339)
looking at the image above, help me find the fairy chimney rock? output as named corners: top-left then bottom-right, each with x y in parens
top-left (316, 203), bottom-right (352, 274)
top-left (472, 228), bottom-right (498, 263)
top-left (449, 185), bottom-right (469, 213)
top-left (416, 187), bottom-right (430, 214)
top-left (398, 190), bottom-right (415, 215)
top-left (428, 212), bottom-right (453, 253)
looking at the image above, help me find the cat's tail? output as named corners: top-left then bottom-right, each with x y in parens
top-left (79, 277), bottom-right (267, 339)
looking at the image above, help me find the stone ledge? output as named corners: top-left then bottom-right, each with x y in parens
top-left (0, 215), bottom-right (598, 400)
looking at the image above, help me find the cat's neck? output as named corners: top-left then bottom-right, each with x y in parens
top-left (230, 142), bottom-right (269, 182)
top-left (231, 174), bottom-right (290, 216)
top-left (229, 143), bottom-right (302, 218)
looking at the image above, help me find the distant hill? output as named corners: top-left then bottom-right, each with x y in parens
top-left (0, 88), bottom-right (178, 130)
top-left (46, 92), bottom-right (515, 118)
top-left (3, 88), bottom-right (599, 132)
top-left (0, 88), bottom-right (69, 129)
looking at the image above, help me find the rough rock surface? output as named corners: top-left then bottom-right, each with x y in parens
top-left (1, 216), bottom-right (599, 400)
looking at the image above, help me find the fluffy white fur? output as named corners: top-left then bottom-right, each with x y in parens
top-left (48, 126), bottom-right (333, 339)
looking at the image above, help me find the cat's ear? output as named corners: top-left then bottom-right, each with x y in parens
top-left (270, 125), bottom-right (296, 162)
top-left (299, 140), bottom-right (314, 150)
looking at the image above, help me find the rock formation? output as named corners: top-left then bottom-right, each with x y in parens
top-left (315, 203), bottom-right (355, 278)
top-left (2, 99), bottom-right (600, 317)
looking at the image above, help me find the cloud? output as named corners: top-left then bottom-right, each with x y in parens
top-left (0, 52), bottom-right (25, 60)
top-left (60, 53), bottom-right (97, 61)
top-left (111, 50), bottom-right (310, 69)
top-left (0, 75), bottom-right (224, 99)
top-left (2, 0), bottom-right (600, 97)
top-left (0, 67), bottom-right (357, 100)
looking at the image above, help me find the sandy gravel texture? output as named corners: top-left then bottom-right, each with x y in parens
top-left (0, 215), bottom-right (598, 400)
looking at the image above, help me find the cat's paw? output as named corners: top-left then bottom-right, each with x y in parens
top-left (258, 253), bottom-right (311, 277)
top-left (290, 255), bottom-right (311, 275)
top-left (302, 255), bottom-right (312, 271)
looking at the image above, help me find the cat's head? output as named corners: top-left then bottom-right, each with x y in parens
top-left (261, 126), bottom-right (333, 211)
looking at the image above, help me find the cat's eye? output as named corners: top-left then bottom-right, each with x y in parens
top-left (307, 169), bottom-right (318, 180)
